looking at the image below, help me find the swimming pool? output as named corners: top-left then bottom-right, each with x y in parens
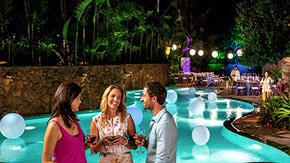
top-left (1, 87), bottom-right (289, 162)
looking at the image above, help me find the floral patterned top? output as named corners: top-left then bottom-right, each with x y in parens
top-left (92, 113), bottom-right (130, 154)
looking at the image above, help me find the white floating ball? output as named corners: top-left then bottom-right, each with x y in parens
top-left (191, 125), bottom-right (210, 145)
top-left (189, 87), bottom-right (196, 95)
top-left (188, 98), bottom-right (205, 115)
top-left (166, 103), bottom-right (177, 115)
top-left (166, 89), bottom-right (178, 104)
top-left (0, 138), bottom-right (27, 162)
top-left (208, 92), bottom-right (217, 102)
top-left (127, 105), bottom-right (143, 126)
top-left (189, 87), bottom-right (196, 98)
top-left (0, 113), bottom-right (26, 139)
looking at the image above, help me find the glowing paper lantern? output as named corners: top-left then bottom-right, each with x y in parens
top-left (0, 113), bottom-right (26, 139)
top-left (208, 92), bottom-right (217, 102)
top-left (0, 138), bottom-right (27, 162)
top-left (191, 125), bottom-right (210, 145)
top-left (188, 98), bottom-right (205, 115)
top-left (166, 89), bottom-right (178, 104)
top-left (127, 105), bottom-right (143, 126)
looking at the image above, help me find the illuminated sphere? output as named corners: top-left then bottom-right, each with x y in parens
top-left (208, 92), bottom-right (217, 102)
top-left (189, 87), bottom-right (196, 99)
top-left (188, 98), bottom-right (205, 115)
top-left (166, 103), bottom-right (177, 115)
top-left (189, 87), bottom-right (196, 95)
top-left (211, 51), bottom-right (218, 58)
top-left (0, 138), bottom-right (27, 162)
top-left (166, 89), bottom-right (178, 104)
top-left (198, 50), bottom-right (204, 56)
top-left (236, 49), bottom-right (243, 56)
top-left (191, 125), bottom-right (210, 145)
top-left (171, 44), bottom-right (177, 50)
top-left (227, 53), bottom-right (233, 59)
top-left (127, 105), bottom-right (143, 126)
top-left (0, 113), bottom-right (26, 139)
top-left (190, 49), bottom-right (196, 56)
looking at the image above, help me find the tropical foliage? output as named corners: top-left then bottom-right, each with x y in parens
top-left (267, 69), bottom-right (282, 83)
top-left (0, 0), bottom-right (238, 68)
top-left (261, 96), bottom-right (290, 130)
top-left (0, 0), bottom-right (288, 69)
top-left (235, 0), bottom-right (290, 66)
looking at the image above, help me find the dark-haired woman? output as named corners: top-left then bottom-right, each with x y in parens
top-left (42, 81), bottom-right (87, 163)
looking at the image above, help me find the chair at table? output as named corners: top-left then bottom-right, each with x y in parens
top-left (236, 82), bottom-right (246, 95)
top-left (251, 82), bottom-right (260, 96)
top-left (181, 75), bottom-right (189, 83)
top-left (174, 75), bottom-right (180, 83)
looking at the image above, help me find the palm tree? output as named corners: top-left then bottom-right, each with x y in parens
top-left (73, 0), bottom-right (93, 64)
top-left (0, 0), bottom-right (13, 64)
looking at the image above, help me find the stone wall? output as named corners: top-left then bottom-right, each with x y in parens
top-left (282, 57), bottom-right (290, 96)
top-left (0, 64), bottom-right (170, 116)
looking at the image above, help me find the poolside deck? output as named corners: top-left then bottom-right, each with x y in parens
top-left (174, 83), bottom-right (290, 155)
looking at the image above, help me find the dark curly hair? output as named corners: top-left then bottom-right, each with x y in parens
top-left (144, 80), bottom-right (167, 105)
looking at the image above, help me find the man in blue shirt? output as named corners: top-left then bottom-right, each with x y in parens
top-left (134, 80), bottom-right (178, 163)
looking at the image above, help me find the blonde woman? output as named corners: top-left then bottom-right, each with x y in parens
top-left (260, 71), bottom-right (273, 101)
top-left (89, 84), bottom-right (137, 163)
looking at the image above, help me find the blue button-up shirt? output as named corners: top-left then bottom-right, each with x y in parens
top-left (146, 107), bottom-right (178, 163)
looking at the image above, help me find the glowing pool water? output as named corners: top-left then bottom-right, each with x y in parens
top-left (0, 87), bottom-right (289, 162)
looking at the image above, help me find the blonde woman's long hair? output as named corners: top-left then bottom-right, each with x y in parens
top-left (100, 84), bottom-right (127, 124)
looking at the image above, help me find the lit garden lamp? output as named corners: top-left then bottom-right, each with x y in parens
top-left (190, 49), bottom-right (196, 56)
top-left (211, 51), bottom-right (218, 58)
top-left (236, 49), bottom-right (243, 56)
top-left (227, 52), bottom-right (234, 59)
top-left (198, 50), bottom-right (204, 56)
top-left (171, 44), bottom-right (177, 51)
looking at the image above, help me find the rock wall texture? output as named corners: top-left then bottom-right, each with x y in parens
top-left (0, 64), bottom-right (170, 116)
top-left (282, 57), bottom-right (290, 94)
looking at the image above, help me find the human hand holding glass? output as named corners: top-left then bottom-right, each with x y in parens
top-left (135, 128), bottom-right (146, 154)
top-left (86, 130), bottom-right (97, 155)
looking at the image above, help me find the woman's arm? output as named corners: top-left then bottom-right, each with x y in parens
top-left (125, 115), bottom-right (138, 149)
top-left (42, 122), bottom-right (61, 163)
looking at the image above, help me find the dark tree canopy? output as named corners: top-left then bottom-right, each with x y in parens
top-left (235, 0), bottom-right (290, 66)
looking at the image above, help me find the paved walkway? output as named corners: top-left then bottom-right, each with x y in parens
top-left (218, 89), bottom-right (290, 155)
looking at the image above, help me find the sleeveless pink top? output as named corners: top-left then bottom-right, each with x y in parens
top-left (50, 120), bottom-right (87, 163)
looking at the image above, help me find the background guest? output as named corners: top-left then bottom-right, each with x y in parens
top-left (230, 65), bottom-right (241, 86)
top-left (260, 71), bottom-right (273, 101)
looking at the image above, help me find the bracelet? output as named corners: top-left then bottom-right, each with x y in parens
top-left (123, 137), bottom-right (128, 145)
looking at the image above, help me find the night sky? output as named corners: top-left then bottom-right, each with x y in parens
top-left (136, 0), bottom-right (238, 34)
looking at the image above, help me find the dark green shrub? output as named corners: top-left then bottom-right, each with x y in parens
top-left (261, 96), bottom-right (290, 130)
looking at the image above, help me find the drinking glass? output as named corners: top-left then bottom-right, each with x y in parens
top-left (136, 128), bottom-right (146, 154)
top-left (86, 130), bottom-right (97, 155)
